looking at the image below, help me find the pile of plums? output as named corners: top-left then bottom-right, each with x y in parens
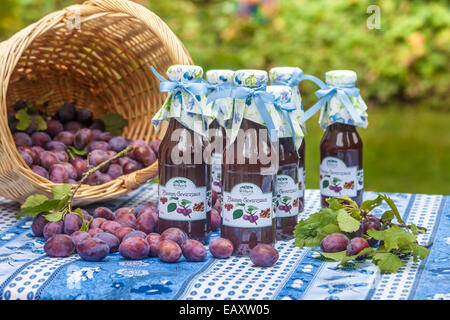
top-left (319, 216), bottom-right (382, 258)
top-left (9, 100), bottom-right (160, 185)
top-left (33, 200), bottom-right (278, 267)
top-left (33, 201), bottom-right (234, 264)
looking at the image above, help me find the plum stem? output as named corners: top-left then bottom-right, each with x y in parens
top-left (66, 145), bottom-right (133, 212)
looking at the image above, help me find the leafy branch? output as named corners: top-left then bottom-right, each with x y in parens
top-left (294, 194), bottom-right (431, 273)
top-left (15, 145), bottom-right (134, 230)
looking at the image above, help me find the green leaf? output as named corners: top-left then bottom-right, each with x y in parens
top-left (322, 180), bottom-right (329, 188)
top-left (294, 208), bottom-right (339, 248)
top-left (15, 199), bottom-right (61, 219)
top-left (247, 205), bottom-right (258, 212)
top-left (31, 115), bottom-right (47, 131)
top-left (377, 193), bottom-right (404, 224)
top-left (282, 196), bottom-right (292, 203)
top-left (236, 203), bottom-right (245, 207)
top-left (21, 194), bottom-right (48, 209)
top-left (313, 249), bottom-right (347, 262)
top-left (167, 203), bottom-right (177, 213)
top-left (360, 196), bottom-right (383, 212)
top-left (233, 209), bottom-right (243, 220)
top-left (74, 208), bottom-right (88, 232)
top-left (410, 243), bottom-right (430, 262)
top-left (169, 197), bottom-right (179, 200)
top-left (100, 113), bottom-right (128, 136)
top-left (337, 209), bottom-right (361, 233)
top-left (372, 252), bottom-right (404, 273)
top-left (15, 109), bottom-right (32, 131)
top-left (45, 210), bottom-right (64, 222)
top-left (67, 146), bottom-right (87, 156)
top-left (381, 210), bottom-right (395, 221)
top-left (51, 184), bottom-right (73, 200)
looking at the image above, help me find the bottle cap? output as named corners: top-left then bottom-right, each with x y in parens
top-left (167, 65), bottom-right (203, 82)
top-left (233, 70), bottom-right (268, 88)
top-left (206, 70), bottom-right (235, 84)
top-left (325, 70), bottom-right (357, 86)
top-left (266, 85), bottom-right (293, 104)
top-left (269, 67), bottom-right (303, 85)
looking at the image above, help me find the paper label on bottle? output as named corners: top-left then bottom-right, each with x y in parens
top-left (159, 177), bottom-right (207, 221)
top-left (298, 166), bottom-right (305, 199)
top-left (207, 189), bottom-right (212, 212)
top-left (320, 157), bottom-right (358, 197)
top-left (222, 183), bottom-right (274, 228)
top-left (357, 169), bottom-right (364, 191)
top-left (275, 174), bottom-right (299, 218)
top-left (211, 153), bottom-right (222, 193)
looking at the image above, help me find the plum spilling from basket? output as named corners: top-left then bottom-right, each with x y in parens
top-left (9, 100), bottom-right (160, 185)
top-left (36, 200), bottom-right (279, 267)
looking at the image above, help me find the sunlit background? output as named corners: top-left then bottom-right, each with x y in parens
top-left (0, 0), bottom-right (449, 194)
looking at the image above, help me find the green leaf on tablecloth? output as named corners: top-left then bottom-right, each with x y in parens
top-left (361, 196), bottom-right (383, 212)
top-left (377, 193), bottom-right (404, 224)
top-left (337, 209), bottom-right (361, 232)
top-left (294, 208), bottom-right (339, 248)
top-left (372, 252), bottom-right (404, 273)
top-left (15, 199), bottom-right (62, 219)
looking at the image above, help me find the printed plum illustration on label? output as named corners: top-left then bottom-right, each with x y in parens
top-left (275, 174), bottom-right (299, 218)
top-left (222, 183), bottom-right (273, 228)
top-left (159, 177), bottom-right (207, 221)
top-left (320, 157), bottom-right (358, 198)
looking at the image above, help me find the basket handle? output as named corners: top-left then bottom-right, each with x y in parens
top-left (80, 0), bottom-right (192, 65)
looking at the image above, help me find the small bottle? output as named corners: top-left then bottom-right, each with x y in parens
top-left (270, 67), bottom-right (321, 213)
top-left (318, 70), bottom-right (368, 207)
top-left (205, 69), bottom-right (235, 226)
top-left (267, 85), bottom-right (305, 240)
top-left (221, 70), bottom-right (282, 256)
top-left (152, 65), bottom-right (211, 243)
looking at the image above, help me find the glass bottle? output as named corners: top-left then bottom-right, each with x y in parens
top-left (221, 70), bottom-right (280, 256)
top-left (153, 65), bottom-right (211, 243)
top-left (318, 70), bottom-right (368, 207)
top-left (267, 85), bottom-right (305, 240)
top-left (205, 69), bottom-right (235, 229)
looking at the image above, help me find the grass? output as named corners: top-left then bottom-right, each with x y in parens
top-left (304, 106), bottom-right (450, 195)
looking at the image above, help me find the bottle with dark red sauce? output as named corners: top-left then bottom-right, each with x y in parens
top-left (151, 65), bottom-right (212, 244)
top-left (267, 85), bottom-right (305, 240)
top-left (205, 70), bottom-right (235, 229)
top-left (270, 67), bottom-right (326, 214)
top-left (221, 70), bottom-right (282, 255)
top-left (305, 70), bottom-right (368, 207)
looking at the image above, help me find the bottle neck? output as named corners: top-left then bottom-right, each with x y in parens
top-left (325, 122), bottom-right (358, 133)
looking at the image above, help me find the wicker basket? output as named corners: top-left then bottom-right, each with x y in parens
top-left (0, 0), bottom-right (192, 205)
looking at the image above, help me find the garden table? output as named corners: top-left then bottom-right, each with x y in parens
top-left (0, 184), bottom-right (447, 300)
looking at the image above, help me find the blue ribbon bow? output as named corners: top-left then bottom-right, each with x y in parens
top-left (273, 97), bottom-right (298, 150)
top-left (206, 83), bottom-right (234, 116)
top-left (301, 83), bottom-right (363, 126)
top-left (231, 86), bottom-right (278, 142)
top-left (151, 66), bottom-right (209, 130)
top-left (272, 67), bottom-right (326, 90)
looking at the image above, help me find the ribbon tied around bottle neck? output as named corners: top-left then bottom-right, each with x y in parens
top-left (272, 67), bottom-right (326, 89)
top-left (151, 66), bottom-right (209, 130)
top-left (301, 83), bottom-right (364, 126)
top-left (273, 97), bottom-right (298, 150)
top-left (230, 86), bottom-right (278, 143)
top-left (206, 83), bottom-right (234, 116)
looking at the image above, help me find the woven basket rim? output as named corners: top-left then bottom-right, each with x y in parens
top-left (0, 0), bottom-right (192, 205)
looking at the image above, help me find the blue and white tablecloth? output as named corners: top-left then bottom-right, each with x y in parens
top-left (0, 184), bottom-right (448, 300)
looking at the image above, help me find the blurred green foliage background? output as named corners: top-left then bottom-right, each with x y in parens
top-left (0, 0), bottom-right (449, 194)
